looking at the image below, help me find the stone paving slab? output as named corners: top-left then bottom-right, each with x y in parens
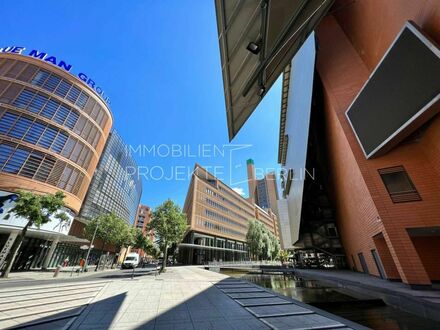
top-left (260, 313), bottom-right (347, 330)
top-left (235, 297), bottom-right (292, 307)
top-left (227, 292), bottom-right (276, 299)
top-left (246, 304), bottom-right (313, 317)
top-left (220, 287), bottom-right (265, 293)
top-left (215, 284), bottom-right (256, 289)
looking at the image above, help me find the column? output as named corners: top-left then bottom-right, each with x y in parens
top-left (0, 232), bottom-right (18, 269)
top-left (41, 237), bottom-right (59, 270)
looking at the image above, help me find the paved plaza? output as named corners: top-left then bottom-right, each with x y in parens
top-left (0, 266), bottom-right (365, 330)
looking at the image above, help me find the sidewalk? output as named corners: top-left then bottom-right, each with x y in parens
top-left (0, 266), bottom-right (116, 282)
top-left (294, 269), bottom-right (440, 322)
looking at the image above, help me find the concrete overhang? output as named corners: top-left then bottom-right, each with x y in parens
top-left (215, 0), bottom-right (334, 140)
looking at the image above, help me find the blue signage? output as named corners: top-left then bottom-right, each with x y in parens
top-left (0, 46), bottom-right (110, 105)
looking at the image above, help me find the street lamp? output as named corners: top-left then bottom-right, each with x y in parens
top-left (83, 221), bottom-right (99, 272)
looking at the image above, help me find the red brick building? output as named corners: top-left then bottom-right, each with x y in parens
top-left (132, 204), bottom-right (154, 257)
top-left (315, 0), bottom-right (440, 288)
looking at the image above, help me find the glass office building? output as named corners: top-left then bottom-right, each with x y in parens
top-left (79, 130), bottom-right (142, 224)
top-left (0, 52), bottom-right (113, 271)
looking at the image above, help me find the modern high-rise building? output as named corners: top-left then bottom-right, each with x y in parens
top-left (178, 164), bottom-right (279, 265)
top-left (215, 0), bottom-right (440, 288)
top-left (134, 204), bottom-right (154, 242)
top-left (246, 159), bottom-right (279, 218)
top-left (77, 130), bottom-right (142, 225)
top-left (0, 51), bottom-right (112, 270)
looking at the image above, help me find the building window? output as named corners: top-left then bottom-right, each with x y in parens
top-left (378, 166), bottom-right (421, 203)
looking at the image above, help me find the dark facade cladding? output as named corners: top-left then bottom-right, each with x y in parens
top-left (79, 130), bottom-right (142, 224)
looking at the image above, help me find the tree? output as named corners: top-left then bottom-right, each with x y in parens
top-left (246, 219), bottom-right (264, 260)
top-left (262, 232), bottom-right (273, 260)
top-left (132, 228), bottom-right (153, 254)
top-left (278, 250), bottom-right (291, 264)
top-left (1, 191), bottom-right (68, 278)
top-left (246, 219), bottom-right (281, 261)
top-left (84, 213), bottom-right (128, 270)
top-left (270, 233), bottom-right (280, 260)
top-left (148, 200), bottom-right (187, 272)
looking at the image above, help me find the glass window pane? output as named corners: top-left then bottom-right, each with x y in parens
top-left (24, 122), bottom-right (45, 144)
top-left (31, 70), bottom-right (50, 87)
top-left (0, 143), bottom-right (15, 169)
top-left (61, 136), bottom-right (76, 158)
top-left (53, 105), bottom-right (70, 125)
top-left (37, 127), bottom-right (57, 148)
top-left (3, 148), bottom-right (29, 174)
top-left (28, 94), bottom-right (48, 114)
top-left (76, 92), bottom-right (89, 109)
top-left (65, 110), bottom-right (79, 129)
top-left (41, 99), bottom-right (59, 119)
top-left (13, 89), bottom-right (34, 109)
top-left (50, 132), bottom-right (68, 153)
top-left (381, 172), bottom-right (415, 194)
top-left (66, 86), bottom-right (80, 103)
top-left (43, 75), bottom-right (61, 92)
top-left (0, 112), bottom-right (19, 134)
top-left (55, 80), bottom-right (72, 98)
top-left (10, 117), bottom-right (33, 139)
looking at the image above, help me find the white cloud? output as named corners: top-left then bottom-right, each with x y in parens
top-left (232, 187), bottom-right (245, 196)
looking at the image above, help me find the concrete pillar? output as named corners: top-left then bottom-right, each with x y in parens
top-left (0, 232), bottom-right (18, 269)
top-left (41, 237), bottom-right (59, 270)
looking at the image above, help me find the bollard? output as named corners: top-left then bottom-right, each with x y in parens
top-left (53, 265), bottom-right (61, 278)
top-left (131, 267), bottom-right (135, 279)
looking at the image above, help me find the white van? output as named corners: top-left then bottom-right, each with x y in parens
top-left (122, 253), bottom-right (140, 269)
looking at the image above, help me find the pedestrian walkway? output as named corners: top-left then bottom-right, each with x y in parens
top-left (0, 266), bottom-right (115, 283)
top-left (69, 267), bottom-right (365, 329)
top-left (0, 280), bottom-right (109, 329)
top-left (294, 269), bottom-right (440, 322)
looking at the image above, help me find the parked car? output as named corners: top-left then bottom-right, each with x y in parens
top-left (121, 253), bottom-right (140, 269)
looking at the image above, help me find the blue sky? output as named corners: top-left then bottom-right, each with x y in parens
top-left (1, 1), bottom-right (282, 208)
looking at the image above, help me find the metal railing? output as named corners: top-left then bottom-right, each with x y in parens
top-left (206, 260), bottom-right (282, 267)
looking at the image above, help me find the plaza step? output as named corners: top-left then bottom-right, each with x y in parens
top-left (0, 283), bottom-right (105, 300)
top-left (0, 281), bottom-right (108, 329)
top-left (0, 287), bottom-right (102, 304)
top-left (0, 293), bottom-right (97, 311)
top-left (0, 280), bottom-right (108, 294)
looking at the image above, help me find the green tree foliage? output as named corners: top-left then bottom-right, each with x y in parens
top-left (148, 199), bottom-right (187, 272)
top-left (271, 233), bottom-right (280, 260)
top-left (246, 218), bottom-right (281, 261)
top-left (84, 213), bottom-right (128, 255)
top-left (132, 228), bottom-right (153, 254)
top-left (1, 191), bottom-right (67, 278)
top-left (278, 250), bottom-right (291, 263)
top-left (246, 219), bottom-right (265, 260)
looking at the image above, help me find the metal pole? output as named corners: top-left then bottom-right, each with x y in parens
top-left (83, 222), bottom-right (99, 272)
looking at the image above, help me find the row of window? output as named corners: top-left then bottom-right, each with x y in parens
top-left (0, 109), bottom-right (94, 169)
top-left (204, 208), bottom-right (247, 230)
top-left (0, 59), bottom-right (109, 128)
top-left (195, 218), bottom-right (244, 238)
top-left (31, 70), bottom-right (89, 109)
top-left (204, 197), bottom-right (248, 227)
top-left (205, 186), bottom-right (254, 218)
top-left (0, 141), bottom-right (85, 195)
top-left (0, 83), bottom-right (102, 148)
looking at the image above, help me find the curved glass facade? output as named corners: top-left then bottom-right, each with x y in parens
top-left (0, 54), bottom-right (112, 213)
top-left (79, 130), bottom-right (142, 224)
